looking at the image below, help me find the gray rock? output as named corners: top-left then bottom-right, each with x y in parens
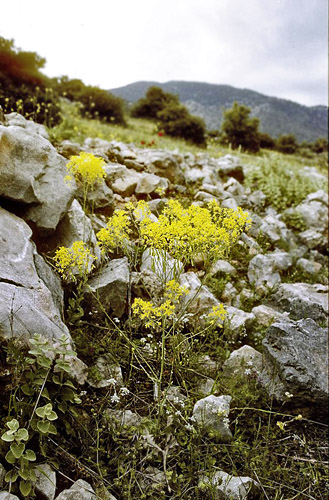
top-left (111, 170), bottom-right (141, 197)
top-left (296, 258), bottom-right (322, 276)
top-left (55, 479), bottom-right (96, 499)
top-left (216, 155), bottom-right (245, 183)
top-left (196, 377), bottom-right (215, 396)
top-left (223, 345), bottom-right (263, 377)
top-left (221, 197), bottom-right (239, 210)
top-left (57, 140), bottom-right (83, 158)
top-left (179, 272), bottom-right (220, 322)
top-left (135, 172), bottom-right (169, 196)
top-left (131, 270), bottom-right (163, 300)
top-left (134, 149), bottom-right (184, 183)
top-left (247, 252), bottom-right (293, 294)
top-left (86, 257), bottom-right (129, 317)
top-left (260, 318), bottom-right (328, 418)
top-left (0, 493), bottom-right (20, 500)
top-left (221, 283), bottom-right (238, 304)
top-left (0, 208), bottom-right (71, 342)
top-left (224, 307), bottom-right (255, 339)
top-left (252, 304), bottom-right (287, 327)
top-left (88, 355), bottom-right (123, 388)
top-left (200, 470), bottom-right (259, 499)
top-left (209, 259), bottom-right (237, 277)
top-left (141, 249), bottom-right (183, 283)
top-left (271, 283), bottom-right (328, 321)
top-left (80, 181), bottom-right (114, 211)
top-left (223, 177), bottom-right (245, 196)
top-left (298, 229), bottom-right (325, 249)
top-left (0, 125), bottom-right (76, 235)
top-left (5, 112), bottom-right (49, 139)
top-left (259, 214), bottom-right (289, 243)
top-left (292, 198), bottom-right (328, 232)
top-left (193, 395), bottom-right (233, 442)
top-left (140, 467), bottom-right (166, 493)
top-left (34, 464), bottom-right (56, 500)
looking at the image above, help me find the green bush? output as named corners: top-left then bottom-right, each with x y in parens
top-left (0, 37), bottom-right (61, 126)
top-left (157, 103), bottom-right (206, 146)
top-left (54, 76), bottom-right (125, 125)
top-left (259, 131), bottom-right (275, 149)
top-left (131, 86), bottom-right (179, 119)
top-left (221, 101), bottom-right (261, 152)
top-left (275, 134), bottom-right (298, 154)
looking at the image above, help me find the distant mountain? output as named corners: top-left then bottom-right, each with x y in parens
top-left (110, 81), bottom-right (328, 142)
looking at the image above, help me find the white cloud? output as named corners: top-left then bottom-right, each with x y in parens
top-left (0, 0), bottom-right (327, 105)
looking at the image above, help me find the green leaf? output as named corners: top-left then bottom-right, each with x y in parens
top-left (52, 374), bottom-right (61, 385)
top-left (61, 387), bottom-right (75, 402)
top-left (36, 407), bottom-right (46, 418)
top-left (48, 423), bottom-right (57, 435)
top-left (5, 470), bottom-right (18, 483)
top-left (21, 383), bottom-right (34, 396)
top-left (29, 468), bottom-right (37, 481)
top-left (41, 387), bottom-right (51, 400)
top-left (20, 479), bottom-right (32, 497)
top-left (5, 449), bottom-right (16, 464)
top-left (7, 419), bottom-right (19, 431)
top-left (16, 428), bottom-right (29, 441)
top-left (10, 442), bottom-right (25, 458)
top-left (19, 467), bottom-right (30, 480)
top-left (24, 449), bottom-right (36, 461)
top-left (1, 430), bottom-right (15, 442)
top-left (64, 380), bottom-right (76, 389)
top-left (37, 421), bottom-right (50, 434)
top-left (58, 401), bottom-right (67, 413)
top-left (47, 410), bottom-right (58, 421)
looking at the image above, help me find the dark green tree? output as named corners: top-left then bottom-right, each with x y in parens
top-left (157, 103), bottom-right (206, 146)
top-left (275, 134), bottom-right (298, 154)
top-left (131, 86), bottom-right (179, 119)
top-left (221, 101), bottom-right (261, 152)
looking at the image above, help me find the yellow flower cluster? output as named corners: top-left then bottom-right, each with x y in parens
top-left (66, 152), bottom-right (106, 187)
top-left (208, 304), bottom-right (227, 326)
top-left (54, 241), bottom-right (96, 281)
top-left (139, 199), bottom-right (251, 267)
top-left (97, 210), bottom-right (132, 253)
top-left (132, 280), bottom-right (189, 329)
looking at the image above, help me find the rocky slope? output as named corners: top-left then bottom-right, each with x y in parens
top-left (0, 112), bottom-right (328, 499)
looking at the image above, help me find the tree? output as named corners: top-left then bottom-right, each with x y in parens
top-left (221, 101), bottom-right (261, 152)
top-left (275, 134), bottom-right (298, 154)
top-left (157, 103), bottom-right (206, 146)
top-left (131, 86), bottom-right (179, 119)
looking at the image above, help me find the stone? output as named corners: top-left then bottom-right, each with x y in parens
top-left (46, 199), bottom-right (101, 261)
top-left (298, 229), bottom-right (325, 249)
top-left (86, 257), bottom-right (129, 318)
top-left (166, 385), bottom-right (187, 405)
top-left (134, 149), bottom-right (184, 183)
top-left (200, 470), bottom-right (259, 499)
top-left (252, 305), bottom-right (287, 327)
top-left (193, 395), bottom-right (233, 442)
top-left (0, 493), bottom-right (20, 500)
top-left (111, 171), bottom-right (141, 197)
top-left (216, 155), bottom-right (245, 183)
top-left (296, 258), bottom-right (322, 276)
top-left (179, 272), bottom-right (220, 322)
top-left (88, 355), bottom-right (123, 388)
top-left (223, 177), bottom-right (245, 196)
top-left (221, 283), bottom-right (238, 304)
top-left (221, 197), bottom-right (238, 210)
top-left (224, 307), bottom-right (255, 339)
top-left (135, 172), bottom-right (169, 196)
top-left (247, 252), bottom-right (293, 294)
top-left (291, 198), bottom-right (328, 232)
top-left (0, 124), bottom-right (76, 235)
top-left (140, 467), bottom-right (167, 493)
top-left (131, 270), bottom-right (163, 300)
top-left (5, 112), bottom-right (49, 139)
top-left (271, 283), bottom-right (328, 322)
top-left (196, 377), bottom-right (215, 396)
top-left (259, 318), bottom-right (328, 419)
top-left (209, 259), bottom-right (237, 278)
top-left (259, 214), bottom-right (289, 243)
top-left (141, 249), bottom-right (183, 283)
top-left (223, 345), bottom-right (263, 378)
top-left (0, 208), bottom-right (71, 342)
top-left (0, 466), bottom-right (5, 488)
top-left (196, 355), bottom-right (218, 378)
top-left (34, 463), bottom-right (56, 500)
top-left (55, 479), bottom-right (96, 499)
top-left (81, 181), bottom-right (114, 211)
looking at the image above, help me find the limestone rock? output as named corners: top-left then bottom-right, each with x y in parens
top-left (55, 479), bottom-right (96, 499)
top-left (223, 345), bottom-right (263, 378)
top-left (209, 259), bottom-right (237, 278)
top-left (271, 282), bottom-right (328, 322)
top-left (0, 493), bottom-right (20, 500)
top-left (259, 318), bottom-right (328, 419)
top-left (34, 463), bottom-right (56, 500)
top-left (0, 124), bottom-right (76, 235)
top-left (179, 272), bottom-right (220, 321)
top-left (247, 252), bottom-right (293, 294)
top-left (5, 112), bottom-right (49, 139)
top-left (193, 395), bottom-right (233, 442)
top-left (141, 249), bottom-right (183, 282)
top-left (135, 172), bottom-right (169, 196)
top-left (0, 208), bottom-right (70, 342)
top-left (224, 306), bottom-right (255, 338)
top-left (88, 355), bottom-right (123, 388)
top-left (86, 257), bottom-right (129, 318)
top-left (200, 470), bottom-right (259, 499)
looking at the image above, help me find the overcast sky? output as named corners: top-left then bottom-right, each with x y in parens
top-left (1, 0), bottom-right (328, 106)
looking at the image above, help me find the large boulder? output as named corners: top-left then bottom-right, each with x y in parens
top-left (271, 283), bottom-right (328, 322)
top-left (192, 395), bottom-right (233, 442)
top-left (0, 208), bottom-right (70, 342)
top-left (55, 479), bottom-right (95, 499)
top-left (259, 318), bottom-right (328, 419)
top-left (0, 124), bottom-right (76, 235)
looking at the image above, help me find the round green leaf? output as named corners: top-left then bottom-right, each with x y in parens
top-left (1, 430), bottom-right (15, 442)
top-left (5, 449), bottom-right (16, 464)
top-left (20, 479), bottom-right (32, 497)
top-left (24, 449), bottom-right (36, 461)
top-left (37, 421), bottom-right (50, 434)
top-left (7, 419), bottom-right (19, 431)
top-left (10, 442), bottom-right (25, 458)
top-left (16, 428), bottom-right (29, 441)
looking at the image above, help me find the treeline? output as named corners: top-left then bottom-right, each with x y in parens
top-left (0, 36), bottom-right (327, 152)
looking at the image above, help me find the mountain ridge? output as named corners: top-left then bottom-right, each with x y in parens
top-left (110, 80), bottom-right (328, 142)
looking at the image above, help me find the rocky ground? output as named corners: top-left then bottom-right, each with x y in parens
top-left (0, 112), bottom-right (328, 499)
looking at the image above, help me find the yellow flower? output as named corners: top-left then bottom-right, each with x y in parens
top-left (97, 210), bottom-right (132, 253)
top-left (66, 152), bottom-right (106, 187)
top-left (54, 241), bottom-right (96, 282)
top-left (208, 304), bottom-right (227, 326)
